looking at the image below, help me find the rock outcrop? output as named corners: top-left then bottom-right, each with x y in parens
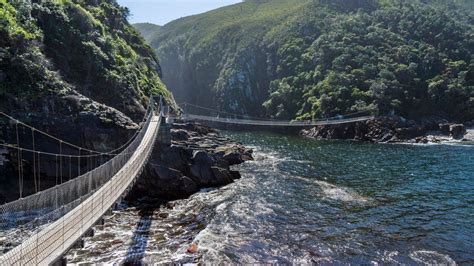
top-left (129, 122), bottom-right (253, 200)
top-left (301, 116), bottom-right (467, 143)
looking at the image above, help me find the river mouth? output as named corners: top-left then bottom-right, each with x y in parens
top-left (66, 131), bottom-right (474, 264)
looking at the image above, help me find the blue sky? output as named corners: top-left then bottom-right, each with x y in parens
top-left (117, 0), bottom-right (242, 26)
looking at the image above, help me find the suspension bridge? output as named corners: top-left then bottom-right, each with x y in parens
top-left (179, 102), bottom-right (375, 128)
top-left (0, 97), bottom-right (162, 265)
top-left (0, 99), bottom-right (374, 265)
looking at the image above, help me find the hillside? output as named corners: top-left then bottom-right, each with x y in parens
top-left (0, 0), bottom-right (173, 202)
top-left (1, 0), bottom-right (170, 122)
top-left (133, 22), bottom-right (161, 43)
top-left (136, 0), bottom-right (474, 122)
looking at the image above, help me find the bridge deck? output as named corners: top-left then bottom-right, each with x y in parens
top-left (0, 116), bottom-right (160, 265)
top-left (183, 114), bottom-right (375, 127)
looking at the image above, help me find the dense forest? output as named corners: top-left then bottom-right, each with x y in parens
top-left (0, 0), bottom-right (169, 121)
top-left (137, 0), bottom-right (474, 122)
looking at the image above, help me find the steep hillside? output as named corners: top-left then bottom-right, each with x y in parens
top-left (0, 0), bottom-right (172, 202)
top-left (1, 0), bottom-right (170, 122)
top-left (137, 0), bottom-right (474, 122)
top-left (134, 22), bottom-right (161, 43)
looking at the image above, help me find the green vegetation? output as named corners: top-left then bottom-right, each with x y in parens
top-left (1, 0), bottom-right (169, 119)
top-left (138, 0), bottom-right (473, 122)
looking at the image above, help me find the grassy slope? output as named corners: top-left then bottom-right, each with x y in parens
top-left (146, 0), bottom-right (311, 49)
top-left (134, 22), bottom-right (161, 43)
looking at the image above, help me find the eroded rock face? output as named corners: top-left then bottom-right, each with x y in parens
top-left (0, 90), bottom-right (139, 203)
top-left (130, 122), bottom-right (253, 200)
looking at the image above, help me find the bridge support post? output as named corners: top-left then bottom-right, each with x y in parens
top-left (157, 118), bottom-right (171, 146)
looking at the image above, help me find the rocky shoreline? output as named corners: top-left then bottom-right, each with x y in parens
top-left (300, 116), bottom-right (471, 144)
top-left (129, 122), bottom-right (253, 200)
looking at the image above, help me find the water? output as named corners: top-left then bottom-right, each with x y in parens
top-left (67, 131), bottom-right (474, 264)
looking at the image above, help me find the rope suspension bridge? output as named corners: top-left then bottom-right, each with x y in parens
top-left (179, 102), bottom-right (375, 127)
top-left (0, 98), bottom-right (373, 265)
top-left (0, 97), bottom-right (163, 265)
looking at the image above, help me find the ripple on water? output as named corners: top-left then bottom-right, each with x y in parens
top-left (62, 131), bottom-right (474, 264)
top-left (409, 250), bottom-right (456, 265)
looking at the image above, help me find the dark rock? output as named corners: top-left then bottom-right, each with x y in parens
top-left (439, 123), bottom-right (451, 135)
top-left (172, 123), bottom-right (217, 135)
top-left (192, 150), bottom-right (214, 163)
top-left (450, 124), bottom-right (466, 139)
top-left (171, 129), bottom-right (189, 141)
top-left (415, 136), bottom-right (429, 144)
top-left (128, 121), bottom-right (251, 200)
top-left (189, 163), bottom-right (215, 186)
top-left (301, 115), bottom-right (467, 143)
top-left (230, 170), bottom-right (241, 180)
top-left (150, 164), bottom-right (183, 182)
top-left (210, 167), bottom-right (234, 186)
top-left (395, 126), bottom-right (426, 139)
top-left (380, 133), bottom-right (395, 142)
top-left (130, 163), bottom-right (200, 199)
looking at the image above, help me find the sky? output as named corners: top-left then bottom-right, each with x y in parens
top-left (117, 0), bottom-right (242, 26)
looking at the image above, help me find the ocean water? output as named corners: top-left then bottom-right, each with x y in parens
top-left (66, 131), bottom-right (474, 264)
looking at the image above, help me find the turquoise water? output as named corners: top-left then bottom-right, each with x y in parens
top-left (66, 131), bottom-right (474, 264)
top-left (192, 131), bottom-right (474, 264)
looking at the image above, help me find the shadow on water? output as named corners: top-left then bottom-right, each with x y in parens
top-left (123, 208), bottom-right (154, 265)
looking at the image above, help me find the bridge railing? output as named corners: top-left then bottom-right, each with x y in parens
top-left (0, 101), bottom-right (161, 265)
top-left (182, 114), bottom-right (375, 127)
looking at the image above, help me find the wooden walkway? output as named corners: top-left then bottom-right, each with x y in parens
top-left (0, 116), bottom-right (161, 265)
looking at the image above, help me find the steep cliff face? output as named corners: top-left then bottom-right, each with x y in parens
top-left (137, 0), bottom-right (474, 122)
top-left (0, 0), bottom-right (171, 202)
top-left (0, 0), bottom-right (170, 121)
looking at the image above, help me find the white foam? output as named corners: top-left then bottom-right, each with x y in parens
top-left (316, 180), bottom-right (369, 203)
top-left (294, 176), bottom-right (370, 203)
top-left (409, 250), bottom-right (457, 265)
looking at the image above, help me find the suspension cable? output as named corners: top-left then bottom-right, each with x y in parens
top-left (59, 141), bottom-right (62, 184)
top-left (0, 143), bottom-right (123, 158)
top-left (78, 148), bottom-right (81, 176)
top-left (15, 121), bottom-right (22, 198)
top-left (0, 106), bottom-right (149, 156)
top-left (37, 151), bottom-right (41, 191)
top-left (180, 102), bottom-right (376, 121)
top-left (32, 128), bottom-right (37, 193)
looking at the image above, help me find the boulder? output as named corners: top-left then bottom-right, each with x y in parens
top-left (449, 124), bottom-right (466, 139)
top-left (439, 123), bottom-right (451, 135)
top-left (130, 121), bottom-right (252, 199)
top-left (149, 164), bottom-right (183, 182)
top-left (192, 150), bottom-right (214, 163)
top-left (131, 164), bottom-right (200, 199)
top-left (230, 170), bottom-right (242, 180)
top-left (189, 163), bottom-right (215, 186)
top-left (415, 136), bottom-right (429, 144)
top-left (171, 129), bottom-right (190, 141)
top-left (395, 126), bottom-right (426, 140)
top-left (210, 167), bottom-right (234, 186)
